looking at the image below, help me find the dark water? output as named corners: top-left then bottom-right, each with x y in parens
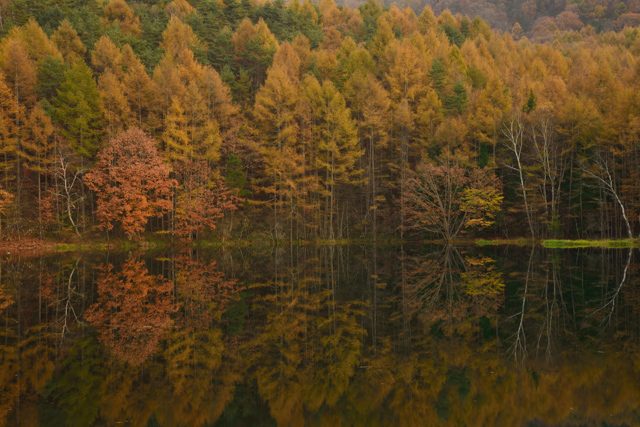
top-left (1, 244), bottom-right (639, 426)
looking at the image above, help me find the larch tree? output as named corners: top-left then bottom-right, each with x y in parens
top-left (196, 66), bottom-right (240, 154)
top-left (166, 0), bottom-right (196, 20)
top-left (384, 37), bottom-right (429, 237)
top-left (182, 81), bottom-right (222, 164)
top-left (232, 18), bottom-right (279, 92)
top-left (253, 48), bottom-right (303, 238)
top-left (84, 128), bottom-right (175, 239)
top-left (0, 73), bottom-right (23, 194)
top-left (91, 36), bottom-right (123, 76)
top-left (163, 97), bottom-right (192, 163)
top-left (52, 61), bottom-right (104, 160)
top-left (102, 0), bottom-right (142, 36)
top-left (13, 19), bottom-right (60, 60)
top-left (0, 187), bottom-right (13, 237)
top-left (121, 45), bottom-right (157, 130)
top-left (0, 37), bottom-right (37, 106)
top-left (161, 16), bottom-right (202, 60)
top-left (303, 76), bottom-right (363, 239)
top-left (51, 20), bottom-right (86, 63)
top-left (21, 105), bottom-right (55, 226)
top-left (344, 71), bottom-right (390, 237)
top-left (98, 71), bottom-right (132, 137)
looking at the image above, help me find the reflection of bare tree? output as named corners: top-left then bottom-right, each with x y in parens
top-left (404, 245), bottom-right (505, 334)
top-left (85, 256), bottom-right (176, 366)
top-left (593, 248), bottom-right (633, 327)
top-left (405, 246), bottom-right (460, 322)
top-left (509, 248), bottom-right (534, 364)
top-left (34, 259), bottom-right (86, 343)
top-left (58, 260), bottom-right (81, 341)
top-left (536, 260), bottom-right (557, 360)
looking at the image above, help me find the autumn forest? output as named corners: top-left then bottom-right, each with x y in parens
top-left (3, 1), bottom-right (640, 425)
top-left (0, 0), bottom-right (639, 245)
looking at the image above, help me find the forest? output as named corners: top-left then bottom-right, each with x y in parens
top-left (363, 0), bottom-right (640, 36)
top-left (0, 0), bottom-right (639, 244)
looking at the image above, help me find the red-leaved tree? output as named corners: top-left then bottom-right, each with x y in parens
top-left (174, 159), bottom-right (237, 239)
top-left (84, 128), bottom-right (175, 238)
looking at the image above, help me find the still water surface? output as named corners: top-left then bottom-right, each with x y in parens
top-left (1, 244), bottom-right (639, 426)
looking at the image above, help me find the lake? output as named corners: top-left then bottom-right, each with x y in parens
top-left (1, 244), bottom-right (639, 426)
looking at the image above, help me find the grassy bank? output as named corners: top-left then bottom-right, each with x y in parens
top-left (474, 238), bottom-right (534, 247)
top-left (541, 239), bottom-right (640, 248)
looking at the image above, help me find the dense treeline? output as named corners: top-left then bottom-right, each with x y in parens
top-left (0, 0), bottom-right (639, 242)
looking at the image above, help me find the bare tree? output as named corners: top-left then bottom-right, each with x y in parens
top-left (531, 116), bottom-right (569, 236)
top-left (502, 115), bottom-right (535, 238)
top-left (53, 153), bottom-right (84, 236)
top-left (584, 154), bottom-right (632, 239)
top-left (404, 161), bottom-right (502, 242)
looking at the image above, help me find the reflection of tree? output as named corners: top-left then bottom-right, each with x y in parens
top-left (3, 247), bottom-right (640, 426)
top-left (84, 256), bottom-right (176, 366)
top-left (44, 336), bottom-right (108, 426)
top-left (159, 328), bottom-right (240, 426)
top-left (42, 259), bottom-right (84, 341)
top-left (173, 255), bottom-right (238, 327)
top-left (592, 248), bottom-right (633, 326)
top-left (97, 358), bottom-right (164, 426)
top-left (404, 246), bottom-right (505, 337)
top-left (247, 277), bottom-right (365, 426)
top-left (320, 336), bottom-right (640, 426)
top-left (0, 286), bottom-right (12, 313)
top-left (151, 254), bottom-right (242, 426)
top-left (508, 248), bottom-right (534, 363)
top-left (0, 324), bottom-right (57, 426)
top-left (500, 248), bottom-right (635, 364)
top-left (461, 257), bottom-right (504, 298)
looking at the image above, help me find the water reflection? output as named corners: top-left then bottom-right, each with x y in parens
top-left (0, 245), bottom-right (639, 426)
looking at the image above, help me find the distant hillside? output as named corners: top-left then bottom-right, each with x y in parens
top-left (341, 0), bottom-right (640, 37)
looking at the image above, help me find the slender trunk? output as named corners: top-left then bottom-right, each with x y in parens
top-left (516, 152), bottom-right (535, 238)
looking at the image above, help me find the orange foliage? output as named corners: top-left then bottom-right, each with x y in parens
top-left (174, 160), bottom-right (237, 239)
top-left (84, 257), bottom-right (176, 366)
top-left (84, 128), bottom-right (175, 238)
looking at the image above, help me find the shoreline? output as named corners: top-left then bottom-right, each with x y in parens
top-left (0, 236), bottom-right (638, 256)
